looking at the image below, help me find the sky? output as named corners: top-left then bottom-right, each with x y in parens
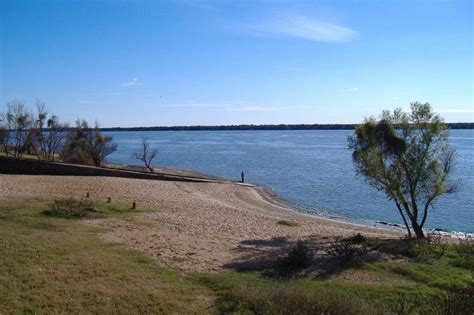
top-left (0, 0), bottom-right (472, 127)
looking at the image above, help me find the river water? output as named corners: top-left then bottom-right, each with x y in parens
top-left (106, 129), bottom-right (474, 233)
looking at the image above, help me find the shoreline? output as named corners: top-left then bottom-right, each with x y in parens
top-left (0, 173), bottom-right (402, 273)
top-left (0, 155), bottom-right (471, 238)
top-left (255, 184), bottom-right (474, 239)
top-left (147, 164), bottom-right (473, 238)
top-left (1, 171), bottom-right (471, 274)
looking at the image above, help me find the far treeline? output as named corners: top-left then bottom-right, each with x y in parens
top-left (101, 122), bottom-right (474, 132)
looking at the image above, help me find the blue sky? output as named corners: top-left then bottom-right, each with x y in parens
top-left (1, 0), bottom-right (472, 127)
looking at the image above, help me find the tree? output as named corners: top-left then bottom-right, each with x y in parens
top-left (84, 123), bottom-right (118, 167)
top-left (134, 137), bottom-right (158, 173)
top-left (348, 102), bottom-right (456, 238)
top-left (0, 102), bottom-right (34, 158)
top-left (1, 101), bottom-right (69, 160)
top-left (62, 120), bottom-right (117, 167)
top-left (25, 101), bottom-right (48, 160)
top-left (42, 115), bottom-right (69, 161)
top-left (30, 102), bottom-right (69, 161)
top-left (0, 126), bottom-right (8, 155)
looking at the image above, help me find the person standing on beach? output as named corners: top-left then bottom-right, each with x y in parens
top-left (241, 171), bottom-right (245, 183)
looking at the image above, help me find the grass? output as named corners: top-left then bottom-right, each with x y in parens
top-left (194, 236), bottom-right (473, 314)
top-left (1, 198), bottom-right (473, 314)
top-left (0, 198), bottom-right (214, 314)
top-left (276, 219), bottom-right (299, 227)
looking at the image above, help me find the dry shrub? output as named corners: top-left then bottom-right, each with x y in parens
top-left (346, 233), bottom-right (367, 244)
top-left (327, 237), bottom-right (368, 265)
top-left (415, 236), bottom-right (449, 260)
top-left (43, 198), bottom-right (97, 219)
top-left (273, 241), bottom-right (312, 276)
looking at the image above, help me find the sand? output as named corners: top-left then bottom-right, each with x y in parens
top-left (0, 174), bottom-right (399, 273)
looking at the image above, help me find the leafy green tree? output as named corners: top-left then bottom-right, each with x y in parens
top-left (348, 102), bottom-right (457, 238)
top-left (62, 120), bottom-right (117, 167)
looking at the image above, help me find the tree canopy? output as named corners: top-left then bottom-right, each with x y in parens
top-left (348, 102), bottom-right (457, 238)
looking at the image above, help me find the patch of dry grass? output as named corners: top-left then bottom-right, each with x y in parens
top-left (0, 198), bottom-right (214, 314)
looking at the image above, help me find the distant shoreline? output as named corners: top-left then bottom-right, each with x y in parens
top-left (101, 122), bottom-right (474, 132)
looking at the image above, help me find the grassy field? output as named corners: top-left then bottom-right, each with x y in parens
top-left (1, 198), bottom-right (472, 314)
top-left (0, 198), bottom-right (214, 314)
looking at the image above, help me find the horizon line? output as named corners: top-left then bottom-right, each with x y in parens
top-left (100, 122), bottom-right (474, 131)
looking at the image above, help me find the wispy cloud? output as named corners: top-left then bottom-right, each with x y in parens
top-left (245, 13), bottom-right (358, 43)
top-left (120, 77), bottom-right (141, 87)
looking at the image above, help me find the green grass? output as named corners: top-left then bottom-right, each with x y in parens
top-left (1, 198), bottom-right (473, 314)
top-left (193, 236), bottom-right (473, 314)
top-left (276, 219), bottom-right (299, 227)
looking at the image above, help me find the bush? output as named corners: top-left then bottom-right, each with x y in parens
top-left (366, 237), bottom-right (449, 261)
top-left (277, 220), bottom-right (299, 227)
top-left (43, 198), bottom-right (97, 219)
top-left (274, 241), bottom-right (312, 276)
top-left (327, 237), bottom-right (368, 265)
top-left (346, 233), bottom-right (366, 244)
top-left (414, 236), bottom-right (449, 260)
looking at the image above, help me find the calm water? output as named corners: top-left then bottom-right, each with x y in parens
top-left (106, 130), bottom-right (474, 233)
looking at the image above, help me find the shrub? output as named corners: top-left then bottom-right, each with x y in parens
top-left (327, 237), bottom-right (368, 265)
top-left (365, 237), bottom-right (449, 261)
top-left (277, 220), bottom-right (299, 227)
top-left (415, 236), bottom-right (448, 260)
top-left (43, 198), bottom-right (97, 219)
top-left (346, 233), bottom-right (367, 244)
top-left (274, 241), bottom-right (312, 276)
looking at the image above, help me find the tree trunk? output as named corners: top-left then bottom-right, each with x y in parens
top-left (412, 221), bottom-right (425, 239)
top-left (395, 202), bottom-right (412, 238)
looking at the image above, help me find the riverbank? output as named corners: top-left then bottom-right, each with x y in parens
top-left (0, 174), bottom-right (399, 273)
top-left (2, 197), bottom-right (472, 314)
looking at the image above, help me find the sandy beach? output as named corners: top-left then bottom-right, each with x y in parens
top-left (0, 174), bottom-right (399, 273)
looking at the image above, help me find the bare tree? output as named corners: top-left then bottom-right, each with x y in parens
top-left (30, 102), bottom-right (68, 161)
top-left (134, 137), bottom-right (158, 173)
top-left (1, 102), bottom-right (34, 158)
top-left (0, 126), bottom-right (8, 156)
top-left (43, 115), bottom-right (69, 161)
